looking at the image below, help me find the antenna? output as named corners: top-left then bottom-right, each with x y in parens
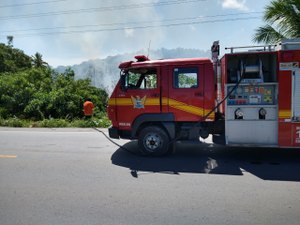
top-left (147, 40), bottom-right (151, 59)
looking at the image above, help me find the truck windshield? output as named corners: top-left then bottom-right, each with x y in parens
top-left (125, 68), bottom-right (157, 89)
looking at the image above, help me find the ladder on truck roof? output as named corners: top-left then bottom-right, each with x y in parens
top-left (225, 38), bottom-right (300, 53)
top-left (280, 38), bottom-right (300, 50)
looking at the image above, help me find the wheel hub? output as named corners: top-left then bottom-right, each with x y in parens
top-left (144, 133), bottom-right (162, 151)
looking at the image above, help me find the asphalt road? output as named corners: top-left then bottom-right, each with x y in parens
top-left (1, 128), bottom-right (300, 225)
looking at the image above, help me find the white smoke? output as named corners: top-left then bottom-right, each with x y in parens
top-left (57, 0), bottom-right (164, 61)
top-left (1, 0), bottom-right (164, 65)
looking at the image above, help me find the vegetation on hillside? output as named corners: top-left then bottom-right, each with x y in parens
top-left (0, 42), bottom-right (109, 127)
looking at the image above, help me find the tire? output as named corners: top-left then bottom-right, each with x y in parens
top-left (138, 126), bottom-right (170, 156)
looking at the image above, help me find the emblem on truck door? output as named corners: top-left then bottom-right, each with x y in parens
top-left (131, 95), bottom-right (147, 109)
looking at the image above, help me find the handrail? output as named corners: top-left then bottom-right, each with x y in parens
top-left (281, 42), bottom-right (300, 45)
top-left (225, 45), bottom-right (277, 53)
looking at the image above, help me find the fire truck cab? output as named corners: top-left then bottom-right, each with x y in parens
top-left (107, 39), bottom-right (300, 156)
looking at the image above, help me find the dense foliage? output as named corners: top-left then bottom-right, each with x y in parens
top-left (0, 44), bottom-right (108, 123)
top-left (0, 43), bottom-right (32, 73)
top-left (253, 0), bottom-right (300, 43)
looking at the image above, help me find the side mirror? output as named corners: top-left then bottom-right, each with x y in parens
top-left (120, 74), bottom-right (127, 92)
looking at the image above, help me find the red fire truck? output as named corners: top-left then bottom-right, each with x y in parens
top-left (107, 39), bottom-right (300, 156)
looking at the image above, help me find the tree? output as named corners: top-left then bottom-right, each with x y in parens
top-left (0, 44), bottom-right (32, 73)
top-left (31, 52), bottom-right (49, 68)
top-left (7, 36), bottom-right (13, 47)
top-left (0, 68), bottom-right (108, 120)
top-left (253, 0), bottom-right (300, 44)
top-left (0, 44), bottom-right (108, 121)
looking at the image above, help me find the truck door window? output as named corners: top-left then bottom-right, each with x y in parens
top-left (173, 67), bottom-right (198, 88)
top-left (126, 69), bottom-right (157, 89)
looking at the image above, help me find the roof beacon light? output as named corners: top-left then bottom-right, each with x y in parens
top-left (135, 55), bottom-right (150, 62)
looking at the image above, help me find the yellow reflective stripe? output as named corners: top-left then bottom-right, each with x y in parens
top-left (279, 110), bottom-right (291, 118)
top-left (116, 98), bottom-right (132, 105)
top-left (108, 97), bottom-right (215, 119)
top-left (108, 98), bottom-right (115, 105)
top-left (203, 109), bottom-right (215, 119)
top-left (172, 105), bottom-right (203, 116)
top-left (169, 98), bottom-right (203, 116)
top-left (161, 97), bottom-right (168, 105)
top-left (109, 98), bottom-right (160, 106)
top-left (144, 98), bottom-right (160, 105)
top-left (168, 98), bottom-right (214, 118)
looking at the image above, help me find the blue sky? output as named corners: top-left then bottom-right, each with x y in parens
top-left (0, 0), bottom-right (271, 67)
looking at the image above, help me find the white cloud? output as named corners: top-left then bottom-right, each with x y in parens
top-left (189, 25), bottom-right (196, 32)
top-left (124, 28), bottom-right (134, 37)
top-left (221, 0), bottom-right (248, 11)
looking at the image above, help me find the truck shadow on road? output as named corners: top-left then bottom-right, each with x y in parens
top-left (111, 141), bottom-right (300, 181)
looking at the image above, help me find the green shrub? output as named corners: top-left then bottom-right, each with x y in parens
top-left (0, 116), bottom-right (111, 128)
top-left (70, 117), bottom-right (111, 128)
top-left (0, 117), bottom-right (30, 127)
top-left (37, 119), bottom-right (70, 128)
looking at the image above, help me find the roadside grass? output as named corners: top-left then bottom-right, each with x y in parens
top-left (0, 116), bottom-right (111, 128)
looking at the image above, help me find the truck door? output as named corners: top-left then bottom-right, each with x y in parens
top-left (168, 65), bottom-right (205, 121)
top-left (116, 67), bottom-right (161, 130)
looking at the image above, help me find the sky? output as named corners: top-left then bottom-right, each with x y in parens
top-left (0, 0), bottom-right (272, 67)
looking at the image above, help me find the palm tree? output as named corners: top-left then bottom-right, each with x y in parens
top-left (253, 0), bottom-right (300, 44)
top-left (32, 52), bottom-right (49, 68)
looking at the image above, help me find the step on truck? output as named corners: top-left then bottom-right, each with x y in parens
top-left (107, 39), bottom-right (300, 156)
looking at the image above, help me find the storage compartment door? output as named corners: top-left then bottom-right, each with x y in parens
top-left (292, 70), bottom-right (300, 121)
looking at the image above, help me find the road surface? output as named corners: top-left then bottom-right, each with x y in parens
top-left (1, 128), bottom-right (300, 225)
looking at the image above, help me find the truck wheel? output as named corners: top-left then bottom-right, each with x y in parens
top-left (138, 126), bottom-right (170, 156)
